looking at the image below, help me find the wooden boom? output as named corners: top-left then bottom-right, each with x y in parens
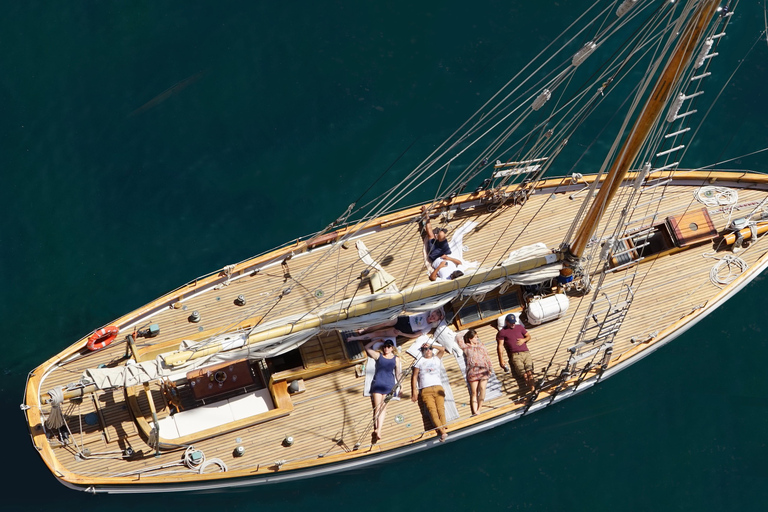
top-left (162, 253), bottom-right (559, 366)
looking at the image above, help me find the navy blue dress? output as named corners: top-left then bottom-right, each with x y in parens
top-left (370, 355), bottom-right (397, 395)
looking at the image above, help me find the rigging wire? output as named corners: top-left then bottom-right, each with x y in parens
top-left (226, 1), bottom-right (667, 326)
top-left (552, 1), bottom-right (740, 384)
top-left (183, 0), bottom-right (743, 360)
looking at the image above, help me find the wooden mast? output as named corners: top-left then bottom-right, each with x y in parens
top-left (568, 0), bottom-right (720, 260)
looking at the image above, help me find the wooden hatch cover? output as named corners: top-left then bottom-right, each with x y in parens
top-left (666, 207), bottom-right (718, 247)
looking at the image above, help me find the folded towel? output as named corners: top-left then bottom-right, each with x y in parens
top-left (356, 240), bottom-right (399, 293)
top-left (405, 333), bottom-right (435, 358)
top-left (433, 321), bottom-right (462, 356)
top-left (448, 220), bottom-right (478, 260)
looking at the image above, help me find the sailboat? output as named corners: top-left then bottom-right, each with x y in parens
top-left (22, 0), bottom-right (768, 493)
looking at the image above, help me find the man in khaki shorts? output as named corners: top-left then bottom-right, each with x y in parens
top-left (496, 314), bottom-right (534, 392)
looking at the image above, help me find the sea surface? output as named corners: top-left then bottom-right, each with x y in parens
top-left (2, 1), bottom-right (767, 510)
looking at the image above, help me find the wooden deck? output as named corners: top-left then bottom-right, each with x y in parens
top-left (23, 170), bottom-right (768, 490)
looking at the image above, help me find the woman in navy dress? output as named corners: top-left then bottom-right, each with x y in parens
top-left (365, 338), bottom-right (401, 442)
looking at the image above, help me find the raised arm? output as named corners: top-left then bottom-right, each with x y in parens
top-left (364, 339), bottom-right (381, 360)
top-left (429, 261), bottom-right (448, 281)
top-left (434, 343), bottom-right (446, 359)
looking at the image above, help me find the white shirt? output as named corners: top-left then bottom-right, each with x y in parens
top-left (407, 312), bottom-right (433, 333)
top-left (432, 257), bottom-right (467, 280)
top-left (414, 356), bottom-right (442, 389)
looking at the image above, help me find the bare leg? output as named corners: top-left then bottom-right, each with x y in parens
top-left (372, 393), bottom-right (387, 441)
top-left (348, 327), bottom-right (400, 341)
top-left (468, 380), bottom-right (479, 415)
top-left (524, 371), bottom-right (535, 392)
top-left (353, 319), bottom-right (398, 337)
top-left (476, 379), bottom-right (488, 413)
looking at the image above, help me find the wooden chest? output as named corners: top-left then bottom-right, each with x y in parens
top-left (187, 359), bottom-right (255, 401)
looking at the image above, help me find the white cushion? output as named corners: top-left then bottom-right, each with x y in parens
top-left (156, 415), bottom-right (180, 439)
top-left (156, 389), bottom-right (278, 440)
top-left (173, 401), bottom-right (235, 437)
top-left (228, 389), bottom-right (274, 420)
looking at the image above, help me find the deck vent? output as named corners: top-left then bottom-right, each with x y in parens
top-left (189, 311), bottom-right (201, 323)
top-left (189, 450), bottom-right (204, 463)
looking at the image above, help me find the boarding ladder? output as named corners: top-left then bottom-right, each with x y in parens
top-left (562, 16), bottom-right (729, 382)
top-left (564, 266), bottom-right (636, 380)
top-left (564, 162), bottom-right (692, 378)
top-left (564, 168), bottom-right (665, 378)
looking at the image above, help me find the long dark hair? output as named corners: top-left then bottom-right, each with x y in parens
top-left (463, 328), bottom-right (478, 344)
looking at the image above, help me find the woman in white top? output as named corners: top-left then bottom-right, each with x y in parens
top-left (348, 309), bottom-right (444, 341)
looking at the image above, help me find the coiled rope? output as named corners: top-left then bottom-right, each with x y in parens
top-left (183, 445), bottom-right (228, 474)
top-left (709, 254), bottom-right (748, 288)
top-left (694, 186), bottom-right (738, 207)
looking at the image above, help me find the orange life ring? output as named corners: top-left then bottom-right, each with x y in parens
top-left (87, 326), bottom-right (119, 351)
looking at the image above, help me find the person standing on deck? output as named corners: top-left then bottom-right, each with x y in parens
top-left (496, 314), bottom-right (534, 392)
top-left (365, 339), bottom-right (401, 443)
top-left (456, 328), bottom-right (493, 416)
top-left (411, 342), bottom-right (448, 441)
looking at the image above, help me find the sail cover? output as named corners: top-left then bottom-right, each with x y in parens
top-left (81, 360), bottom-right (165, 390)
top-left (161, 245), bottom-right (559, 368)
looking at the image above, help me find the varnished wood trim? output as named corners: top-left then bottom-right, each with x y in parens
top-left (126, 381), bottom-right (294, 447)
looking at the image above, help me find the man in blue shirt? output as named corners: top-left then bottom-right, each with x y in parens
top-left (422, 206), bottom-right (462, 265)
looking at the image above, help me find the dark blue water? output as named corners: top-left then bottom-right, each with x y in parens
top-left (2, 1), bottom-right (767, 509)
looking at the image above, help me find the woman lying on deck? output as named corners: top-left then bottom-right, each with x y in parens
top-left (347, 309), bottom-right (445, 341)
top-left (364, 338), bottom-right (401, 443)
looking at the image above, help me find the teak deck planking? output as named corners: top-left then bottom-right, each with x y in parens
top-left (26, 172), bottom-right (768, 488)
